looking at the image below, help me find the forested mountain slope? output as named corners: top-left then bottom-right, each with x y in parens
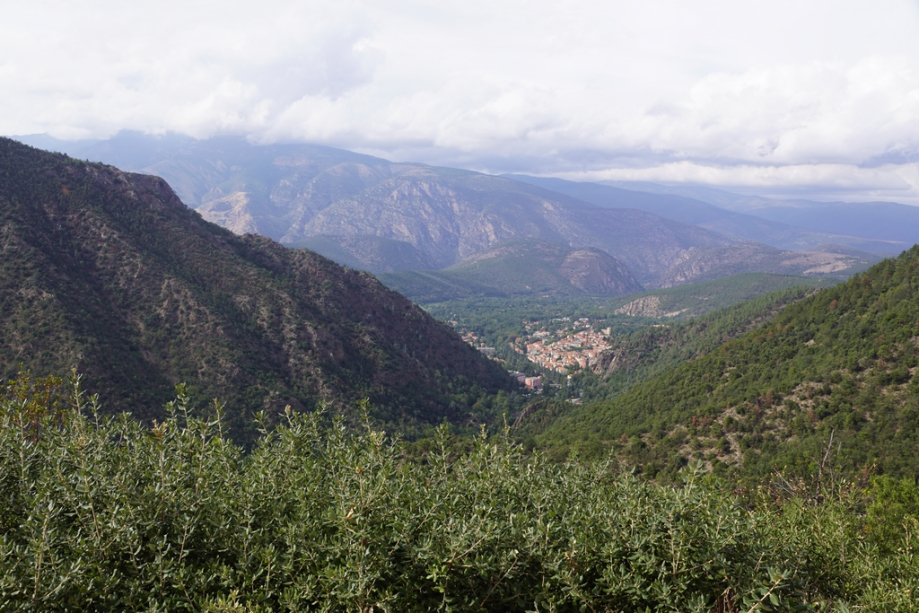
top-left (0, 138), bottom-right (510, 434)
top-left (581, 285), bottom-right (824, 401)
top-left (378, 239), bottom-right (642, 302)
top-left (532, 246), bottom-right (919, 480)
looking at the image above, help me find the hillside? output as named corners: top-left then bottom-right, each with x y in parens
top-left (580, 285), bottom-right (824, 402)
top-left (378, 239), bottom-right (642, 302)
top-left (530, 247), bottom-right (919, 480)
top-left (17, 133), bottom-right (876, 289)
top-left (654, 241), bottom-right (877, 287)
top-left (0, 137), bottom-right (511, 434)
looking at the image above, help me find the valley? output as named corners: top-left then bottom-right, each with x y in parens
top-left (7, 133), bottom-right (913, 483)
top-left (528, 245), bottom-right (919, 482)
top-left (519, 318), bottom-right (611, 374)
top-left (4, 135), bottom-right (919, 612)
top-left (7, 4), bottom-right (919, 609)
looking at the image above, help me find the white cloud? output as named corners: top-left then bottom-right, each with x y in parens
top-left (3, 0), bottom-right (919, 202)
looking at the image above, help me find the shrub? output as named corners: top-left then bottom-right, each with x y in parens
top-left (1, 373), bottom-right (917, 611)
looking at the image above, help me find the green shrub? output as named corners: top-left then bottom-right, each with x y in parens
top-left (2, 373), bottom-right (918, 611)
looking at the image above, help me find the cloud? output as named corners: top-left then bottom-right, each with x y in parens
top-left (3, 0), bottom-right (919, 202)
top-left (0, 0), bottom-right (380, 138)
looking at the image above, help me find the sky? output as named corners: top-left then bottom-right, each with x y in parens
top-left (3, 0), bottom-right (919, 203)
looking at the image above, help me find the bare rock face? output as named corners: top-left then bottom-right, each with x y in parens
top-left (615, 296), bottom-right (665, 318)
top-left (196, 191), bottom-right (258, 234)
top-left (559, 248), bottom-right (642, 295)
top-left (613, 295), bottom-right (689, 318)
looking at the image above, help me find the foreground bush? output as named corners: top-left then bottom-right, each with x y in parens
top-left (2, 374), bottom-right (918, 611)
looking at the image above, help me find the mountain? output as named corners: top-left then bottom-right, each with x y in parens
top-left (15, 133), bottom-right (726, 279)
top-left (0, 137), bottom-right (511, 434)
top-left (377, 239), bottom-right (642, 302)
top-left (603, 180), bottom-right (919, 250)
top-left (286, 235), bottom-right (433, 272)
top-left (505, 175), bottom-right (908, 255)
top-left (653, 241), bottom-right (877, 287)
top-left (743, 200), bottom-right (919, 247)
top-left (530, 246), bottom-right (919, 480)
top-left (13, 132), bottom-right (872, 289)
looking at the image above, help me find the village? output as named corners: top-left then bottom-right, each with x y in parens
top-left (459, 317), bottom-right (612, 390)
top-left (519, 317), bottom-right (611, 374)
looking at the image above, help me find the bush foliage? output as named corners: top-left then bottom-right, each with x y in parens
top-left (3, 374), bottom-right (919, 612)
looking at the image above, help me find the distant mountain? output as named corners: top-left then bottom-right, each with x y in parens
top-left (15, 133), bottom-right (727, 281)
top-left (14, 132), bottom-right (887, 289)
top-left (378, 239), bottom-right (642, 302)
top-left (603, 180), bottom-right (919, 250)
top-left (744, 200), bottom-right (919, 247)
top-left (505, 175), bottom-right (908, 255)
top-left (653, 242), bottom-right (878, 288)
top-left (286, 235), bottom-right (433, 273)
top-left (0, 137), bottom-right (511, 434)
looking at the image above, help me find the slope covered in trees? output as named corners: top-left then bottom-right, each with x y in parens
top-left (379, 239), bottom-right (642, 302)
top-left (532, 246), bottom-right (919, 480)
top-left (0, 138), bottom-right (510, 435)
top-left (578, 284), bottom-right (824, 403)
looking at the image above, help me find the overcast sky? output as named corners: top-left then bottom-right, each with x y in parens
top-left (3, 0), bottom-right (919, 203)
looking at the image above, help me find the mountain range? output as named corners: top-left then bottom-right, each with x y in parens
top-left (0, 137), bottom-right (510, 435)
top-left (14, 132), bottom-right (887, 291)
top-left (506, 175), bottom-right (910, 255)
top-left (602, 180), bottom-right (919, 248)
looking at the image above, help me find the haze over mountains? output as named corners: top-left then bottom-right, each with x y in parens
top-left (506, 175), bottom-right (911, 255)
top-left (601, 181), bottom-right (919, 247)
top-left (14, 132), bottom-right (906, 296)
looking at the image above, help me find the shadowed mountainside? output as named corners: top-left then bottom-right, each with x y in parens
top-left (0, 137), bottom-right (511, 435)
